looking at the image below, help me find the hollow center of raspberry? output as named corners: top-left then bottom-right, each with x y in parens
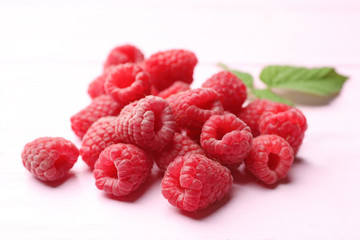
top-left (114, 72), bottom-right (134, 88)
top-left (195, 100), bottom-right (214, 110)
top-left (215, 127), bottom-right (228, 140)
top-left (103, 162), bottom-right (118, 179)
top-left (267, 153), bottom-right (280, 170)
top-left (154, 111), bottom-right (163, 133)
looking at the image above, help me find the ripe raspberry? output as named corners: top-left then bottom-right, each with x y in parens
top-left (202, 71), bottom-right (247, 114)
top-left (161, 154), bottom-right (233, 212)
top-left (158, 81), bottom-right (190, 99)
top-left (70, 95), bottom-right (123, 138)
top-left (88, 75), bottom-right (106, 99)
top-left (200, 114), bottom-right (252, 166)
top-left (104, 63), bottom-right (151, 105)
top-left (104, 44), bottom-right (144, 70)
top-left (259, 107), bottom-right (307, 155)
top-left (94, 143), bottom-right (153, 196)
top-left (178, 127), bottom-right (202, 144)
top-left (21, 137), bottom-right (79, 181)
top-left (167, 88), bottom-right (224, 130)
top-left (244, 135), bottom-right (294, 184)
top-left (80, 116), bottom-right (121, 169)
top-left (145, 49), bottom-right (197, 91)
top-left (150, 86), bottom-right (159, 96)
top-left (238, 100), bottom-right (291, 137)
top-left (154, 133), bottom-right (204, 171)
top-left (116, 96), bottom-right (177, 151)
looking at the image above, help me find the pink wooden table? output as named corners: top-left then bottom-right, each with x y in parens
top-left (1, 1), bottom-right (359, 239)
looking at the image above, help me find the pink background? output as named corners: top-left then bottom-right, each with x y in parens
top-left (1, 0), bottom-right (360, 239)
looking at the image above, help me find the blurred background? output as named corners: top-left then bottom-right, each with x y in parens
top-left (1, 0), bottom-right (359, 66)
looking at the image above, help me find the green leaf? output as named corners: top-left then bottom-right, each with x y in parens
top-left (229, 70), bottom-right (254, 89)
top-left (217, 63), bottom-right (254, 88)
top-left (260, 65), bottom-right (348, 95)
top-left (252, 88), bottom-right (294, 106)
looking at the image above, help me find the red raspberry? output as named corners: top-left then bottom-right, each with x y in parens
top-left (150, 86), bottom-right (159, 96)
top-left (104, 63), bottom-right (151, 105)
top-left (259, 107), bottom-right (307, 155)
top-left (161, 154), bottom-right (233, 212)
top-left (70, 95), bottom-right (123, 138)
top-left (178, 127), bottom-right (202, 144)
top-left (145, 49), bottom-right (197, 91)
top-left (158, 81), bottom-right (190, 99)
top-left (200, 114), bottom-right (253, 167)
top-left (167, 88), bottom-right (224, 130)
top-left (202, 71), bottom-right (247, 114)
top-left (88, 75), bottom-right (106, 99)
top-left (153, 133), bottom-right (204, 171)
top-left (21, 137), bottom-right (79, 181)
top-left (80, 116), bottom-right (121, 170)
top-left (238, 100), bottom-right (291, 137)
top-left (104, 44), bottom-right (144, 70)
top-left (116, 96), bottom-right (177, 151)
top-left (244, 135), bottom-right (294, 184)
top-left (94, 143), bottom-right (153, 197)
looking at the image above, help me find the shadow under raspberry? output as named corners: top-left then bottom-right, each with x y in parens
top-left (232, 156), bottom-right (307, 189)
top-left (34, 172), bottom-right (77, 188)
top-left (178, 192), bottom-right (233, 220)
top-left (103, 169), bottom-right (164, 203)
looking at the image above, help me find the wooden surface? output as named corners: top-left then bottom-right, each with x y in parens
top-left (1, 1), bottom-right (360, 239)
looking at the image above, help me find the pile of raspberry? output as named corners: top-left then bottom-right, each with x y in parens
top-left (21, 44), bottom-right (307, 213)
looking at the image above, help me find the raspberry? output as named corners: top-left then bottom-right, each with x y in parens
top-left (71, 95), bottom-right (123, 138)
top-left (202, 71), bottom-right (247, 114)
top-left (238, 100), bottom-right (291, 137)
top-left (244, 135), bottom-right (294, 184)
top-left (80, 116), bottom-right (121, 169)
top-left (200, 114), bottom-right (253, 166)
top-left (145, 49), bottom-right (197, 91)
top-left (21, 137), bottom-right (79, 181)
top-left (161, 154), bottom-right (233, 212)
top-left (116, 96), bottom-right (177, 151)
top-left (178, 127), bottom-right (202, 144)
top-left (104, 44), bottom-right (144, 70)
top-left (88, 75), bottom-right (106, 99)
top-left (104, 63), bottom-right (151, 105)
top-left (158, 81), bottom-right (190, 99)
top-left (154, 133), bottom-right (204, 171)
top-left (259, 107), bottom-right (307, 155)
top-left (150, 86), bottom-right (159, 96)
top-left (167, 88), bottom-right (224, 130)
top-left (94, 143), bottom-right (153, 196)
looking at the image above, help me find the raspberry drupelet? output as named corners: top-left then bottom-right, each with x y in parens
top-left (158, 81), bottom-right (190, 99)
top-left (259, 105), bottom-right (307, 155)
top-left (200, 113), bottom-right (253, 167)
top-left (237, 99), bottom-right (290, 137)
top-left (153, 133), bottom-right (204, 171)
top-left (22, 137), bottom-right (79, 181)
top-left (161, 153), bottom-right (233, 212)
top-left (104, 63), bottom-right (151, 106)
top-left (145, 49), bottom-right (197, 91)
top-left (104, 44), bottom-right (144, 70)
top-left (116, 96), bottom-right (177, 151)
top-left (88, 75), bottom-right (106, 99)
top-left (244, 134), bottom-right (294, 185)
top-left (70, 95), bottom-right (123, 139)
top-left (80, 116), bottom-right (121, 170)
top-left (202, 71), bottom-right (247, 115)
top-left (167, 88), bottom-right (224, 130)
top-left (94, 143), bottom-right (153, 197)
